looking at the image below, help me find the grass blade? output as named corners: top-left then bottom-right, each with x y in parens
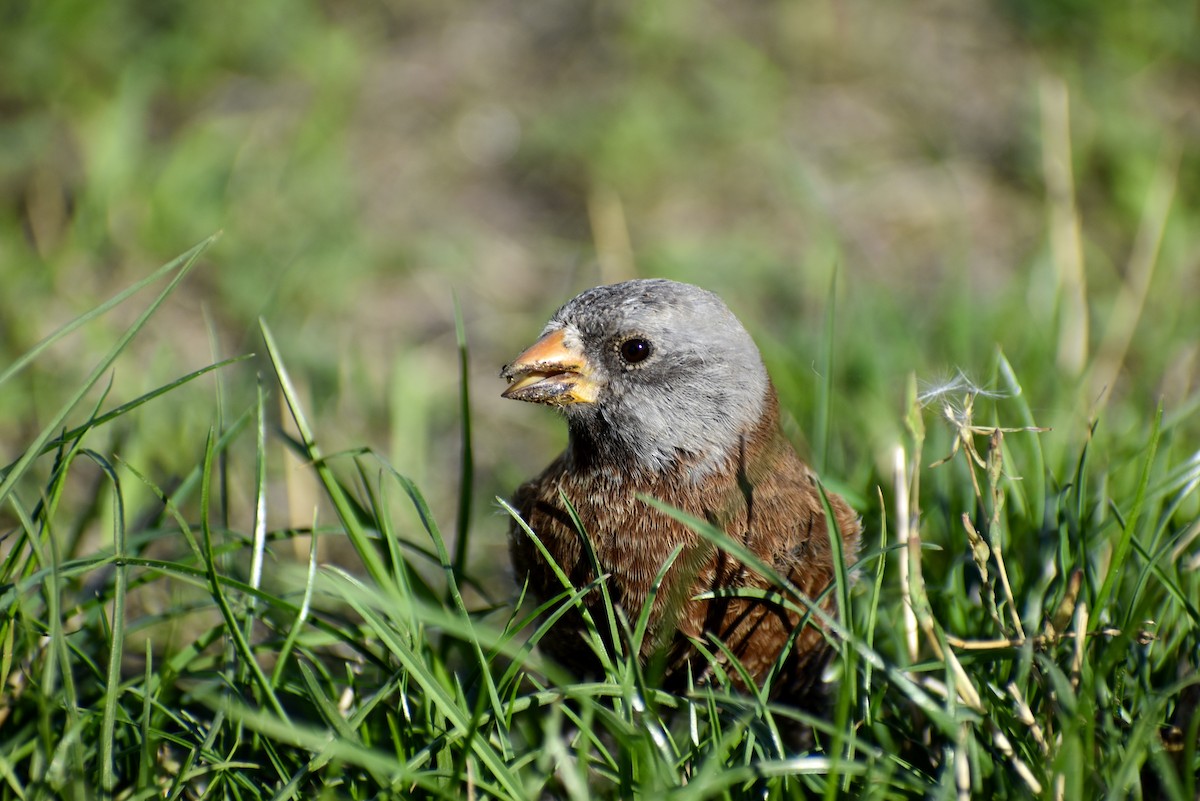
top-left (1093, 401), bottom-right (1163, 619)
top-left (452, 294), bottom-right (475, 580)
top-left (0, 236), bottom-right (216, 390)
top-left (0, 236), bottom-right (214, 507)
top-left (88, 451), bottom-right (127, 793)
top-left (198, 428), bottom-right (288, 721)
top-left (260, 318), bottom-right (391, 588)
top-left (815, 264), bottom-right (838, 473)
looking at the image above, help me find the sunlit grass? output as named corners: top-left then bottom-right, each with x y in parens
top-left (0, 235), bottom-right (1196, 799)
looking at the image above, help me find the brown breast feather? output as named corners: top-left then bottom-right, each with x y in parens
top-left (509, 386), bottom-right (861, 700)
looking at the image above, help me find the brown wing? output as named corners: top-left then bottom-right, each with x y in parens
top-left (671, 413), bottom-right (861, 699)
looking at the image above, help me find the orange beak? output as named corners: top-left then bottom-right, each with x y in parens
top-left (500, 328), bottom-right (601, 406)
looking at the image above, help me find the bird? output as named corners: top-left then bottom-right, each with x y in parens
top-left (500, 279), bottom-right (860, 703)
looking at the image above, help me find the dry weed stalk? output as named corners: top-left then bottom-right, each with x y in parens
top-left (924, 379), bottom-right (1047, 642)
top-left (897, 375), bottom-right (983, 713)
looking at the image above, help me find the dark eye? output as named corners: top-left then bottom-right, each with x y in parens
top-left (619, 338), bottom-right (652, 364)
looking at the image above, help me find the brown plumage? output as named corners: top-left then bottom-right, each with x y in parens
top-left (501, 279), bottom-right (860, 702)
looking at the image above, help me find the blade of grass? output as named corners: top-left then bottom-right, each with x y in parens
top-left (329, 570), bottom-right (527, 799)
top-left (249, 372), bottom-right (268, 596)
top-left (814, 264), bottom-right (838, 473)
top-left (1127, 537), bottom-right (1200, 627)
top-left (85, 451), bottom-right (127, 793)
top-left (356, 464), bottom-right (428, 644)
top-left (260, 318), bottom-right (392, 589)
top-left (561, 491), bottom-right (626, 669)
top-left (0, 236), bottom-right (214, 507)
top-left (198, 428), bottom-right (288, 721)
top-left (211, 695), bottom-right (468, 798)
top-left (380, 462), bottom-right (508, 745)
top-left (10, 493), bottom-right (82, 784)
top-left (496, 578), bottom-right (610, 691)
top-left (1, 356), bottom-right (252, 477)
top-left (499, 496), bottom-right (617, 676)
top-left (996, 348), bottom-right (1046, 520)
top-left (1094, 401), bottom-right (1162, 621)
top-left (136, 639), bottom-right (155, 791)
top-left (451, 294), bottom-right (475, 581)
top-left (629, 543), bottom-right (684, 674)
top-left (816, 478), bottom-right (856, 797)
top-left (150, 405), bottom-right (255, 531)
top-left (0, 379), bottom-right (111, 591)
top-left (0, 236), bottom-right (216, 390)
top-left (13, 420), bottom-right (98, 782)
top-left (862, 488), bottom-right (889, 726)
top-left (271, 518), bottom-right (320, 689)
top-left (640, 495), bottom-right (964, 736)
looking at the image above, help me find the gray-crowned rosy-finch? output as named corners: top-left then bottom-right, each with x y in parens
top-left (501, 279), bottom-right (860, 702)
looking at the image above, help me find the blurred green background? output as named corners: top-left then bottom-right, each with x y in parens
top-left (2, 0), bottom-right (1197, 578)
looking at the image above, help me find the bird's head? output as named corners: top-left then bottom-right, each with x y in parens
top-left (500, 279), bottom-right (770, 477)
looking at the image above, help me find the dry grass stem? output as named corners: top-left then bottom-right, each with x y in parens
top-left (943, 624), bottom-right (1151, 652)
top-left (896, 435), bottom-right (983, 711)
top-left (587, 186), bottom-right (637, 285)
top-left (956, 724), bottom-right (971, 801)
top-left (1087, 145), bottom-right (1179, 412)
top-left (985, 429), bottom-right (1025, 640)
top-left (1007, 682), bottom-right (1050, 757)
top-left (1071, 602), bottom-right (1089, 691)
top-left (991, 724), bottom-right (1043, 795)
top-left (1040, 74), bottom-right (1088, 375)
top-left (930, 386), bottom-right (1046, 641)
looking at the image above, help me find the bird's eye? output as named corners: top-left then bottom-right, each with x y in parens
top-left (619, 338), bottom-right (652, 364)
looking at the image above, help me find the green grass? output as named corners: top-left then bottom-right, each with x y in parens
top-left (2, 2), bottom-right (1198, 798)
top-left (0, 232), bottom-right (1196, 799)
